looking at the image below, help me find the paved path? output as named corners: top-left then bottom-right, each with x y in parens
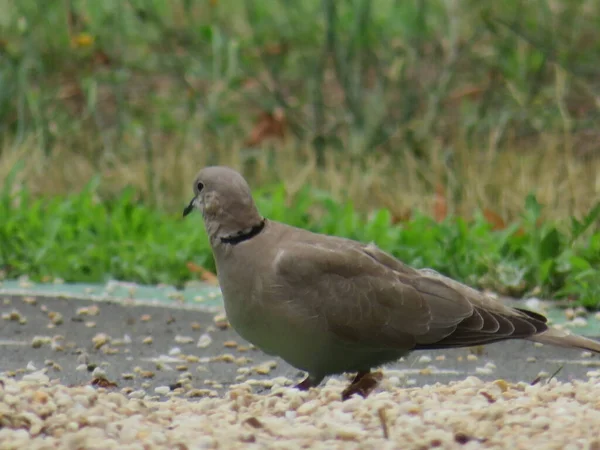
top-left (2, 289), bottom-right (600, 400)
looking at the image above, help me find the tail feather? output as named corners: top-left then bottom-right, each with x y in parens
top-left (529, 328), bottom-right (600, 353)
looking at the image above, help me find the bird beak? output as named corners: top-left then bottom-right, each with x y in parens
top-left (182, 197), bottom-right (196, 218)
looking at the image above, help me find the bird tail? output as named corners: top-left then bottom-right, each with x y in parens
top-left (529, 328), bottom-right (600, 353)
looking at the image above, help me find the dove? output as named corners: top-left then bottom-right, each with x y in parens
top-left (183, 166), bottom-right (600, 399)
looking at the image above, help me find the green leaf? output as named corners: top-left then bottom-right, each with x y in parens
top-left (539, 228), bottom-right (561, 261)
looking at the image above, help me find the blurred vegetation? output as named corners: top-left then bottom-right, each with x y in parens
top-left (1, 169), bottom-right (599, 307)
top-left (0, 0), bottom-right (599, 302)
top-left (0, 0), bottom-right (599, 218)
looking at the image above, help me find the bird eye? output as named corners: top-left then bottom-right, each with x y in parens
top-left (197, 182), bottom-right (204, 192)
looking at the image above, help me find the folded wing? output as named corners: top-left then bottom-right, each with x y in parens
top-left (274, 239), bottom-right (547, 350)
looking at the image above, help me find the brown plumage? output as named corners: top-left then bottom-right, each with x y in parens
top-left (184, 166), bottom-right (600, 400)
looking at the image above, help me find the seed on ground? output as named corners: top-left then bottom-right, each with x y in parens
top-left (48, 311), bottom-right (63, 325)
top-left (155, 386), bottom-right (170, 395)
top-left (31, 336), bottom-right (51, 348)
top-left (253, 361), bottom-right (277, 375)
top-left (92, 333), bottom-right (110, 349)
top-left (197, 333), bottom-right (212, 348)
top-left (212, 354), bottom-right (236, 363)
top-left (174, 335), bottom-right (194, 344)
top-left (22, 296), bottom-right (37, 305)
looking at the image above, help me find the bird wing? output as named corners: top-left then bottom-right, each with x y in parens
top-left (273, 237), bottom-right (546, 350)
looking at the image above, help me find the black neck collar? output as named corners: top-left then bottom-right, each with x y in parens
top-left (220, 219), bottom-right (266, 245)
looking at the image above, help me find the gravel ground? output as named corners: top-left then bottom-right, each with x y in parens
top-left (1, 373), bottom-right (600, 449)
top-left (2, 293), bottom-right (600, 448)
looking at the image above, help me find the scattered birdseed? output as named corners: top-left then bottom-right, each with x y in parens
top-left (493, 379), bottom-right (509, 392)
top-left (140, 371), bottom-right (155, 379)
top-left (467, 354), bottom-right (478, 361)
top-left (21, 296), bottom-right (37, 305)
top-left (174, 335), bottom-right (194, 345)
top-left (186, 388), bottom-right (218, 398)
top-left (213, 314), bottom-right (230, 330)
top-left (92, 333), bottom-right (110, 349)
top-left (47, 311), bottom-right (63, 325)
top-left (417, 355), bottom-right (432, 364)
top-left (76, 305), bottom-right (100, 316)
top-left (253, 361), bottom-right (277, 375)
top-left (213, 354), bottom-right (236, 363)
top-left (101, 346), bottom-right (119, 355)
top-left (197, 333), bottom-right (212, 348)
top-left (91, 367), bottom-right (107, 379)
top-left (85, 321), bottom-right (96, 328)
top-left (168, 347), bottom-right (182, 356)
top-left (185, 355), bottom-right (200, 363)
top-left (223, 340), bottom-right (238, 348)
top-left (142, 336), bottom-right (154, 345)
top-left (3, 309), bottom-right (23, 321)
top-left (140, 314), bottom-right (151, 322)
top-left (121, 373), bottom-right (135, 380)
top-left (190, 321), bottom-right (202, 330)
top-left (475, 364), bottom-right (495, 375)
top-left (154, 386), bottom-right (170, 395)
top-left (31, 336), bottom-right (51, 348)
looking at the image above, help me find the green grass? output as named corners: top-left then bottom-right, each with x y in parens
top-left (1, 169), bottom-right (599, 308)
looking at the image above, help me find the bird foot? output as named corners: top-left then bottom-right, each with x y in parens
top-left (341, 371), bottom-right (383, 401)
top-left (294, 375), bottom-right (315, 391)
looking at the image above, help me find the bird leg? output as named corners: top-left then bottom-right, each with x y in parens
top-left (341, 370), bottom-right (383, 401)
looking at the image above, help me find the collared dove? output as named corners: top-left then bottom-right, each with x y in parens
top-left (183, 166), bottom-right (600, 399)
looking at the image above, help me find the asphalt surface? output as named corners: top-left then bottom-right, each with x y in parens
top-left (2, 294), bottom-right (600, 399)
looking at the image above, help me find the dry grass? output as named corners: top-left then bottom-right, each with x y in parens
top-left (2, 130), bottom-right (599, 223)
